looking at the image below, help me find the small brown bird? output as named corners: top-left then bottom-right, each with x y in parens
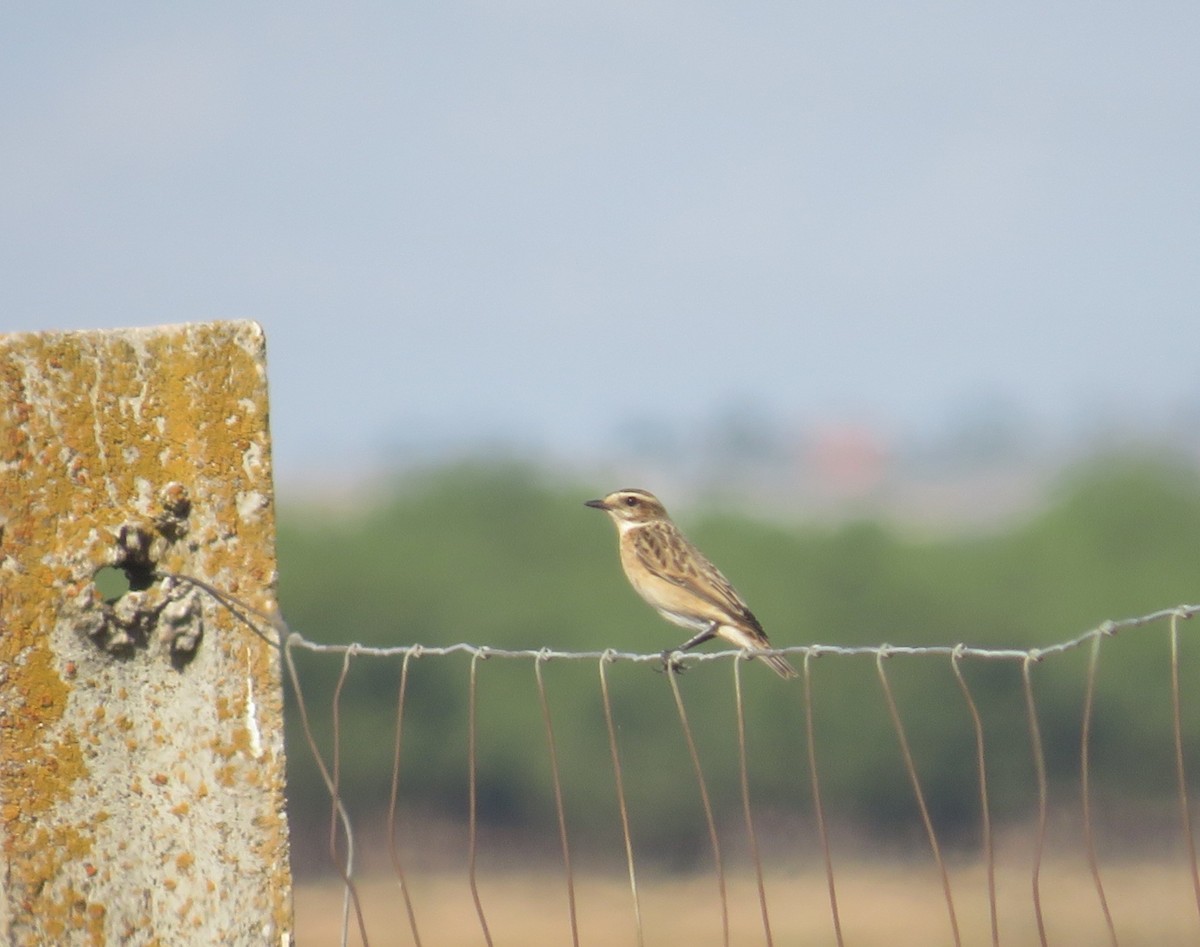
top-left (586, 488), bottom-right (797, 678)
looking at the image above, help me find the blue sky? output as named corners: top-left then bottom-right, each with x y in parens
top-left (4, 3), bottom-right (1199, 487)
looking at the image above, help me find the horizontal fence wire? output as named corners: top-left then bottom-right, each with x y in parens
top-left (158, 573), bottom-right (1200, 947)
top-left (275, 604), bottom-right (1200, 665)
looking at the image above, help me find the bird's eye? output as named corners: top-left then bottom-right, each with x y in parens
top-left (623, 496), bottom-right (639, 507)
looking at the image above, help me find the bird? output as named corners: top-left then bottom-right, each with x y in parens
top-left (585, 488), bottom-right (797, 679)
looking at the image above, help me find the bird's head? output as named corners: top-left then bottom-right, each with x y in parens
top-left (584, 488), bottom-right (669, 525)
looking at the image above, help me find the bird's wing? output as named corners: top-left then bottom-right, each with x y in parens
top-left (632, 522), bottom-right (766, 635)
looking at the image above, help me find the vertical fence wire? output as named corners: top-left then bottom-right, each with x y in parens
top-left (466, 651), bottom-right (494, 947)
top-left (1023, 655), bottom-right (1049, 947)
top-left (802, 651), bottom-right (844, 947)
top-left (534, 653), bottom-right (581, 947)
top-left (733, 656), bottom-right (774, 947)
top-left (951, 647), bottom-right (999, 947)
top-left (598, 653), bottom-right (645, 946)
top-left (1170, 613), bottom-right (1200, 924)
top-left (876, 650), bottom-right (961, 947)
top-left (386, 649), bottom-right (422, 946)
top-left (330, 648), bottom-right (358, 947)
top-left (282, 637), bottom-right (370, 947)
top-left (667, 668), bottom-right (730, 947)
top-left (1080, 635), bottom-right (1118, 945)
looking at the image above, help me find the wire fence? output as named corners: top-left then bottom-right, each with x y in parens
top-left (167, 572), bottom-right (1200, 946)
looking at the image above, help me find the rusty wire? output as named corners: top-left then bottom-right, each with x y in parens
top-left (1170, 612), bottom-right (1200, 922)
top-left (534, 652), bottom-right (580, 946)
top-left (466, 651), bottom-right (494, 946)
top-left (802, 650), bottom-right (844, 947)
top-left (729, 652), bottom-right (777, 940)
top-left (951, 647), bottom-right (999, 947)
top-left (1023, 655), bottom-right (1049, 947)
top-left (733, 656), bottom-right (774, 947)
top-left (1081, 635), bottom-right (1118, 945)
top-left (598, 653), bottom-right (645, 946)
top-left (386, 650), bottom-right (422, 946)
top-left (280, 636), bottom-right (369, 947)
top-left (667, 665), bottom-right (731, 947)
top-left (877, 648), bottom-right (962, 947)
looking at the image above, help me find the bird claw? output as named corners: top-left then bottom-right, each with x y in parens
top-left (658, 650), bottom-right (687, 675)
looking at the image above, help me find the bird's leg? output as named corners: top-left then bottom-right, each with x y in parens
top-left (660, 623), bottom-right (718, 674)
top-left (676, 623), bottom-right (719, 653)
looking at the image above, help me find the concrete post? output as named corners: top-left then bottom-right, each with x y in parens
top-left (0, 322), bottom-right (292, 945)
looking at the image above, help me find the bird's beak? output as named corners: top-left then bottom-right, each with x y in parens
top-left (584, 498), bottom-right (609, 510)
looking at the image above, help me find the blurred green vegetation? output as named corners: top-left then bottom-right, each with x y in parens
top-left (277, 456), bottom-right (1200, 868)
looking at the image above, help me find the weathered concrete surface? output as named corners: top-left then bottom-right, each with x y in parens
top-left (0, 322), bottom-right (292, 945)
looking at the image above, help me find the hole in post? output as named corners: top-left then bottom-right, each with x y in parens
top-left (94, 561), bottom-right (156, 597)
top-left (93, 565), bottom-right (133, 603)
top-left (81, 522), bottom-right (178, 657)
top-left (122, 562), bottom-right (156, 593)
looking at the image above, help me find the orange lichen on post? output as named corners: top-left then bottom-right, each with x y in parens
top-left (0, 322), bottom-right (292, 946)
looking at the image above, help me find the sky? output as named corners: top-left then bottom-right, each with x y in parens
top-left (4, 3), bottom-right (1199, 492)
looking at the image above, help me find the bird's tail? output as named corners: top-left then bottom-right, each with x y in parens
top-left (720, 625), bottom-right (799, 679)
top-left (761, 650), bottom-right (799, 679)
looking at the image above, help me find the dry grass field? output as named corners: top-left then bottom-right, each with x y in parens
top-left (295, 857), bottom-right (1200, 946)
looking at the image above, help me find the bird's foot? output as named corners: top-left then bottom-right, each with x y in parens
top-left (658, 649), bottom-right (687, 675)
